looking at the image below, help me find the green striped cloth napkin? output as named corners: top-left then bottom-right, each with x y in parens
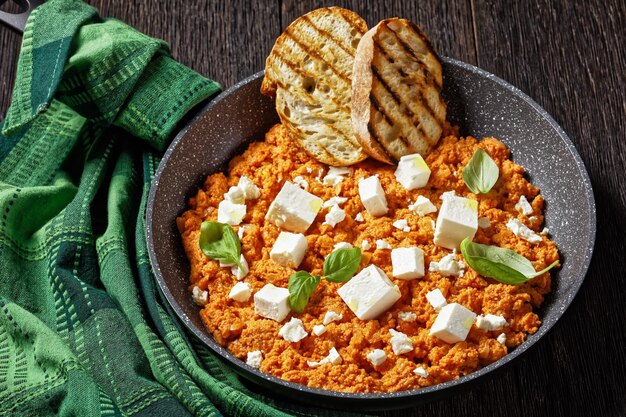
top-left (0, 1), bottom-right (371, 416)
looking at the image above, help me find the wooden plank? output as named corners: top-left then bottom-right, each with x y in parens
top-left (0, 26), bottom-right (20, 117)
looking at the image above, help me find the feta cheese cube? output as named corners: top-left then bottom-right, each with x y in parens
top-left (228, 282), bottom-right (251, 302)
top-left (238, 176), bottom-right (260, 199)
top-left (324, 204), bottom-right (346, 227)
top-left (408, 195), bottom-right (437, 217)
top-left (278, 317), bottom-right (308, 342)
top-left (312, 324), bottom-right (327, 336)
top-left (217, 200), bottom-right (246, 225)
top-left (434, 194), bottom-right (478, 249)
top-left (322, 196), bottom-right (348, 208)
top-left (307, 347), bottom-right (342, 367)
top-left (391, 247), bottom-right (425, 280)
top-left (389, 329), bottom-right (413, 355)
top-left (515, 195), bottom-right (533, 215)
top-left (224, 186), bottom-right (245, 204)
top-left (338, 265), bottom-right (401, 320)
top-left (414, 366), bottom-right (429, 378)
top-left (230, 254), bottom-right (248, 280)
top-left (333, 242), bottom-right (353, 251)
top-left (398, 311), bottom-right (417, 322)
top-left (367, 349), bottom-right (387, 366)
top-left (478, 216), bottom-right (491, 229)
top-left (292, 175), bottom-right (309, 190)
top-left (358, 176), bottom-right (388, 216)
top-left (429, 303), bottom-right (477, 344)
top-left (497, 333), bottom-right (507, 345)
top-left (361, 240), bottom-right (372, 251)
top-left (394, 153), bottom-right (431, 190)
top-left (323, 311), bottom-right (343, 325)
top-left (265, 181), bottom-right (323, 233)
top-left (323, 166), bottom-right (350, 186)
top-left (429, 252), bottom-right (465, 277)
top-left (425, 289), bottom-right (447, 311)
top-left (355, 212), bottom-right (365, 222)
top-left (506, 218), bottom-right (542, 244)
top-left (376, 239), bottom-right (392, 250)
top-left (270, 232), bottom-right (308, 268)
top-left (192, 286), bottom-right (208, 306)
top-left (246, 350), bottom-right (263, 368)
top-left (392, 219), bottom-right (411, 232)
top-left (254, 284), bottom-right (291, 322)
top-left (475, 314), bottom-right (508, 331)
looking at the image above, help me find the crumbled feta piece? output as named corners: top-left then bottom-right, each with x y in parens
top-left (337, 265), bottom-right (401, 320)
top-left (389, 329), bottom-right (413, 355)
top-left (307, 347), bottom-right (342, 368)
top-left (376, 239), bottom-right (392, 250)
top-left (398, 311), bottom-right (417, 322)
top-left (478, 216), bottom-right (491, 229)
top-left (434, 193), bottom-right (478, 249)
top-left (324, 204), bottom-right (346, 227)
top-left (192, 286), bottom-right (208, 306)
top-left (238, 176), bottom-right (260, 199)
top-left (278, 317), bottom-right (308, 342)
top-left (254, 284), bottom-right (290, 322)
top-left (322, 196), bottom-right (348, 208)
top-left (475, 314), bottom-right (508, 331)
top-left (265, 181), bottom-right (323, 233)
top-left (217, 200), bottom-right (246, 225)
top-left (224, 186), bottom-right (245, 204)
top-left (323, 311), bottom-right (343, 325)
top-left (355, 212), bottom-right (365, 222)
top-left (408, 195), bottom-right (437, 217)
top-left (333, 242), bottom-right (353, 251)
top-left (306, 166), bottom-right (313, 173)
top-left (506, 218), bottom-right (542, 244)
top-left (237, 225), bottom-right (246, 239)
top-left (323, 166), bottom-right (350, 186)
top-left (246, 350), bottom-right (263, 368)
top-left (429, 252), bottom-right (465, 277)
top-left (312, 324), bottom-right (327, 336)
top-left (429, 303), bottom-right (477, 344)
top-left (425, 289), bottom-right (447, 311)
top-left (292, 175), bottom-right (309, 190)
top-left (391, 247), bottom-right (425, 280)
top-left (497, 333), bottom-right (507, 345)
top-left (228, 282), bottom-right (251, 302)
top-left (540, 227), bottom-right (549, 235)
top-left (361, 239), bottom-right (372, 251)
top-left (515, 195), bottom-right (533, 215)
top-left (394, 153), bottom-right (431, 190)
top-left (414, 366), bottom-right (429, 378)
top-left (358, 175), bottom-right (389, 216)
top-left (367, 349), bottom-right (387, 366)
top-left (230, 254), bottom-right (248, 280)
top-left (392, 219), bottom-right (411, 232)
top-left (270, 231), bottom-right (308, 268)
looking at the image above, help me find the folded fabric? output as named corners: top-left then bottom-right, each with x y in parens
top-left (0, 1), bottom-right (370, 416)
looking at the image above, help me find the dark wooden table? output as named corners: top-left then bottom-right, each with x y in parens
top-left (2, 1), bottom-right (625, 416)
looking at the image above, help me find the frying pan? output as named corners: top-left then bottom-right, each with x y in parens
top-left (1, 3), bottom-right (596, 411)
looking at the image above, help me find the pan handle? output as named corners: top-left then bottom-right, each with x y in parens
top-left (0, 0), bottom-right (44, 33)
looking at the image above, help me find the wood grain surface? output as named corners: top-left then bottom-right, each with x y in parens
top-left (1, 1), bottom-right (625, 416)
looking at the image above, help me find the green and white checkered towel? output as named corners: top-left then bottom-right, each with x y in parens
top-left (0, 1), bottom-right (371, 415)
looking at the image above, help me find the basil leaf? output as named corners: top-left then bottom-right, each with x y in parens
top-left (323, 248), bottom-right (362, 283)
top-left (199, 221), bottom-right (242, 269)
top-left (288, 271), bottom-right (321, 313)
top-left (460, 238), bottom-right (558, 285)
top-left (462, 148), bottom-right (499, 194)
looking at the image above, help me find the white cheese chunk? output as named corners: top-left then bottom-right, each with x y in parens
top-left (192, 286), bottom-right (208, 306)
top-left (224, 186), bottom-right (245, 204)
top-left (323, 166), bottom-right (350, 186)
top-left (337, 265), bottom-right (401, 320)
top-left (429, 303), bottom-right (477, 344)
top-left (394, 153), bottom-right (431, 190)
top-left (278, 317), bottom-right (308, 342)
top-left (414, 366), bottom-right (429, 378)
top-left (515, 195), bottom-right (533, 215)
top-left (540, 227), bottom-right (549, 236)
top-left (497, 333), bottom-right (507, 345)
top-left (217, 200), bottom-right (246, 225)
top-left (237, 176), bottom-right (260, 199)
top-left (324, 204), bottom-right (346, 227)
top-left (408, 195), bottom-right (437, 217)
top-left (434, 193), bottom-right (478, 249)
top-left (398, 311), bottom-right (417, 322)
top-left (333, 242), bottom-right (353, 251)
top-left (425, 289), bottom-right (447, 311)
top-left (367, 349), bottom-right (387, 366)
top-left (389, 329), bottom-right (413, 355)
top-left (475, 314), bottom-right (508, 331)
top-left (270, 231), bottom-right (308, 268)
top-left (355, 212), bottom-right (365, 222)
top-left (254, 284), bottom-right (291, 322)
top-left (307, 347), bottom-right (342, 367)
top-left (322, 196), bottom-right (348, 208)
top-left (376, 239), bottom-right (392, 250)
top-left (246, 350), bottom-right (263, 368)
top-left (237, 225), bottom-right (246, 239)
top-left (323, 311), bottom-right (343, 325)
top-left (265, 181), bottom-right (323, 233)
top-left (391, 247), bottom-right (425, 280)
top-left (506, 218), bottom-right (542, 244)
top-left (228, 282), bottom-right (251, 302)
top-left (230, 254), bottom-right (248, 280)
top-left (392, 219), bottom-right (411, 232)
top-left (358, 175), bottom-right (388, 216)
top-left (361, 240), bottom-right (372, 251)
top-left (478, 216), bottom-right (491, 229)
top-left (529, 215), bottom-right (538, 222)
top-left (292, 175), bottom-right (309, 190)
top-left (429, 251), bottom-right (465, 277)
top-left (312, 324), bottom-right (327, 336)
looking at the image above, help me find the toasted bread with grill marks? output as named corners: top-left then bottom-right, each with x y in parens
top-left (261, 7), bottom-right (368, 166)
top-left (352, 18), bottom-right (446, 165)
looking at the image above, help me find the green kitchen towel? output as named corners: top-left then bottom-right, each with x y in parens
top-left (0, 1), bottom-right (372, 416)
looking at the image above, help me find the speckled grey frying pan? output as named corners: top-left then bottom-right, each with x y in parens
top-left (145, 58), bottom-right (596, 411)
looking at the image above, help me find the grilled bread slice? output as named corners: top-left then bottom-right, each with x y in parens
top-left (352, 18), bottom-right (446, 164)
top-left (261, 7), bottom-right (368, 166)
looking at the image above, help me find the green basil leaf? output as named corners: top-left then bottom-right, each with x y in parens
top-left (323, 248), bottom-right (362, 283)
top-left (462, 148), bottom-right (499, 194)
top-left (198, 221), bottom-right (242, 269)
top-left (288, 271), bottom-right (321, 313)
top-left (460, 238), bottom-right (558, 285)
